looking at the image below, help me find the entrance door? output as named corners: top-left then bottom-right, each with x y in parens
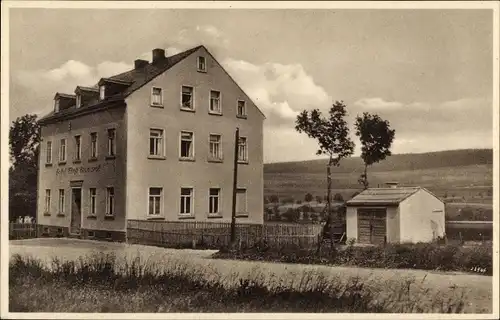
top-left (357, 208), bottom-right (387, 245)
top-left (70, 188), bottom-right (82, 234)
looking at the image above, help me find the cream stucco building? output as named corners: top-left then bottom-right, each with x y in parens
top-left (37, 45), bottom-right (265, 241)
top-left (345, 185), bottom-right (446, 244)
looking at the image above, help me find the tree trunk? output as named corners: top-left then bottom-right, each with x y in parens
top-left (326, 155), bottom-right (333, 217)
top-left (363, 163), bottom-right (369, 189)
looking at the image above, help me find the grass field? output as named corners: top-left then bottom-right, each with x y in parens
top-left (264, 164), bottom-right (492, 202)
top-left (9, 238), bottom-right (493, 313)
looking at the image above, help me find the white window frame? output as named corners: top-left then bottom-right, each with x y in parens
top-left (149, 128), bottom-right (165, 157)
top-left (74, 135), bottom-right (81, 161)
top-left (44, 189), bottom-right (51, 213)
top-left (197, 56), bottom-right (207, 72)
top-left (106, 187), bottom-right (115, 216)
top-left (179, 131), bottom-right (195, 160)
top-left (46, 141), bottom-right (52, 164)
top-left (90, 132), bottom-right (98, 159)
top-left (237, 136), bottom-right (248, 163)
top-left (107, 128), bottom-right (116, 157)
top-left (58, 189), bottom-right (65, 214)
top-left (76, 95), bottom-right (82, 108)
top-left (180, 187), bottom-right (194, 216)
top-left (59, 138), bottom-right (67, 163)
top-left (209, 90), bottom-right (222, 115)
top-left (208, 133), bottom-right (222, 161)
top-left (236, 188), bottom-right (248, 216)
top-left (148, 187), bottom-right (163, 216)
top-left (237, 100), bottom-right (247, 117)
top-left (151, 87), bottom-right (163, 107)
top-left (89, 188), bottom-right (97, 216)
top-left (99, 85), bottom-right (106, 100)
top-left (180, 85), bottom-right (195, 111)
top-left (208, 188), bottom-right (221, 215)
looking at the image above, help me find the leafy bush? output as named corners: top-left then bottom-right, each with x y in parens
top-left (213, 243), bottom-right (492, 275)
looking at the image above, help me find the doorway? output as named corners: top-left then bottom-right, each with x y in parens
top-left (70, 187), bottom-right (82, 235)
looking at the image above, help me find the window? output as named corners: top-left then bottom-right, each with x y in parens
top-left (151, 87), bottom-right (163, 106)
top-left (237, 100), bottom-right (247, 117)
top-left (236, 188), bottom-right (247, 215)
top-left (44, 189), bottom-right (51, 213)
top-left (148, 187), bottom-right (163, 216)
top-left (181, 86), bottom-right (194, 110)
top-left (99, 85), bottom-right (106, 100)
top-left (74, 135), bottom-right (81, 161)
top-left (76, 95), bottom-right (82, 108)
top-left (89, 188), bottom-right (97, 216)
top-left (209, 188), bottom-right (220, 215)
top-left (197, 56), bottom-right (206, 72)
top-left (107, 129), bottom-right (116, 156)
top-left (46, 141), bottom-right (52, 164)
top-left (180, 188), bottom-right (193, 215)
top-left (58, 189), bottom-right (65, 213)
top-left (88, 231), bottom-right (95, 237)
top-left (106, 187), bottom-right (114, 216)
top-left (59, 139), bottom-right (66, 162)
top-left (238, 137), bottom-right (248, 162)
top-left (209, 90), bottom-right (221, 114)
top-left (180, 131), bottom-right (194, 159)
top-left (149, 129), bottom-right (164, 156)
top-left (209, 134), bottom-right (222, 160)
top-left (54, 99), bottom-right (60, 112)
top-left (90, 133), bottom-right (98, 159)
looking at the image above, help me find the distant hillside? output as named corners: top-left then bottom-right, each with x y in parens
top-left (264, 149), bottom-right (492, 175)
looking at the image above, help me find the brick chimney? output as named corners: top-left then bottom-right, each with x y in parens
top-left (152, 48), bottom-right (165, 64)
top-left (386, 182), bottom-right (399, 189)
top-left (134, 59), bottom-right (149, 69)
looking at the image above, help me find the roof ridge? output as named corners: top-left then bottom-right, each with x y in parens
top-left (108, 45), bottom-right (203, 82)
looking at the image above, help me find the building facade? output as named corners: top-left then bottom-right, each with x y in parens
top-left (37, 46), bottom-right (265, 241)
top-left (345, 185), bottom-right (446, 244)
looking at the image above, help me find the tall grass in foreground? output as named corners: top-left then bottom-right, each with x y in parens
top-left (9, 253), bottom-right (466, 313)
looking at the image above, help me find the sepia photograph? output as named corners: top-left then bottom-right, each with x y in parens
top-left (1, 1), bottom-right (498, 319)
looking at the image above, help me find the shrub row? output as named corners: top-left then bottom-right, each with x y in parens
top-left (214, 242), bottom-right (492, 275)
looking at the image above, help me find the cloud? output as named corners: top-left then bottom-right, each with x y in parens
top-left (176, 24), bottom-right (230, 51)
top-left (12, 59), bottom-right (133, 118)
top-left (222, 58), bottom-right (330, 126)
top-left (354, 97), bottom-right (404, 110)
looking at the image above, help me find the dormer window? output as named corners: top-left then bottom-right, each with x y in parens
top-left (99, 85), bottom-right (106, 100)
top-left (76, 95), bottom-right (82, 108)
top-left (197, 56), bottom-right (206, 72)
top-left (54, 99), bottom-right (60, 112)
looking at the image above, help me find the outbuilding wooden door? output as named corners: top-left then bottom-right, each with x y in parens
top-left (357, 208), bottom-right (387, 245)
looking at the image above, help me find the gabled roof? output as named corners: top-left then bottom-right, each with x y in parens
top-left (40, 46), bottom-right (202, 124)
top-left (40, 44), bottom-right (266, 125)
top-left (75, 86), bottom-right (99, 93)
top-left (54, 93), bottom-right (76, 100)
top-left (346, 187), bottom-right (421, 206)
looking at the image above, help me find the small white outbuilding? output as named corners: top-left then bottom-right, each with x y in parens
top-left (345, 184), bottom-right (445, 244)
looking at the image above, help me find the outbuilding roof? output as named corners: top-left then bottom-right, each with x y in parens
top-left (346, 187), bottom-right (422, 206)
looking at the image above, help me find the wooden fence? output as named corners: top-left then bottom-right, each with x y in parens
top-left (9, 223), bottom-right (38, 240)
top-left (127, 220), bottom-right (324, 249)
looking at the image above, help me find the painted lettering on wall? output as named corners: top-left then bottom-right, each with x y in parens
top-left (56, 165), bottom-right (101, 176)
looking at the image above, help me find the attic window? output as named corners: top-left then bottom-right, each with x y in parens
top-left (76, 95), bottom-right (82, 108)
top-left (99, 85), bottom-right (106, 100)
top-left (197, 56), bottom-right (206, 72)
top-left (54, 99), bottom-right (60, 112)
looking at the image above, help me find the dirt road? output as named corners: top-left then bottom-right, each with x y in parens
top-left (9, 238), bottom-right (493, 313)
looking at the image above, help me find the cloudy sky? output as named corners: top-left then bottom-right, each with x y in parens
top-left (8, 8), bottom-right (494, 163)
